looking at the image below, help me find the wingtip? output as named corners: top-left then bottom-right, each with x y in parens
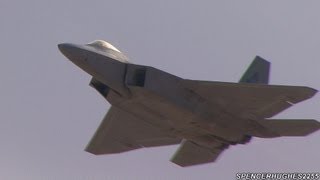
top-left (305, 87), bottom-right (318, 98)
top-left (287, 86), bottom-right (318, 104)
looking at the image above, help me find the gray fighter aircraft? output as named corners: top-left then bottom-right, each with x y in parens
top-left (58, 40), bottom-right (319, 167)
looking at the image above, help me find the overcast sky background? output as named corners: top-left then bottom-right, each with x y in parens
top-left (0, 1), bottom-right (319, 179)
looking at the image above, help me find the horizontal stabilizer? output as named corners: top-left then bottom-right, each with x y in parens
top-left (262, 119), bottom-right (320, 137)
top-left (171, 140), bottom-right (227, 167)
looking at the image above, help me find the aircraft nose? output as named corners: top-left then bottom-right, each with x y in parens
top-left (58, 43), bottom-right (74, 57)
top-left (57, 43), bottom-right (66, 51)
top-left (58, 43), bottom-right (86, 62)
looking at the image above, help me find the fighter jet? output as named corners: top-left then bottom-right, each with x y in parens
top-left (58, 40), bottom-right (319, 167)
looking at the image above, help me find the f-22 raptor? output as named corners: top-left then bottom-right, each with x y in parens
top-left (58, 40), bottom-right (319, 167)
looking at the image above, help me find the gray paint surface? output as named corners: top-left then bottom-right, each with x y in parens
top-left (58, 41), bottom-right (318, 167)
top-left (0, 1), bottom-right (319, 179)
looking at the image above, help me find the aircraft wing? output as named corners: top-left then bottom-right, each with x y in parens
top-left (86, 106), bottom-right (181, 155)
top-left (182, 80), bottom-right (317, 118)
top-left (171, 139), bottom-right (228, 167)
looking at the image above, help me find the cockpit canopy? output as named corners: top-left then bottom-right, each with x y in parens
top-left (86, 40), bottom-right (121, 53)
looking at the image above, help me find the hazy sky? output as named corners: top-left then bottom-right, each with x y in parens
top-left (0, 1), bottom-right (319, 179)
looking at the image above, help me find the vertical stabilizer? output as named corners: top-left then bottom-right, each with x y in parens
top-left (239, 56), bottom-right (270, 84)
